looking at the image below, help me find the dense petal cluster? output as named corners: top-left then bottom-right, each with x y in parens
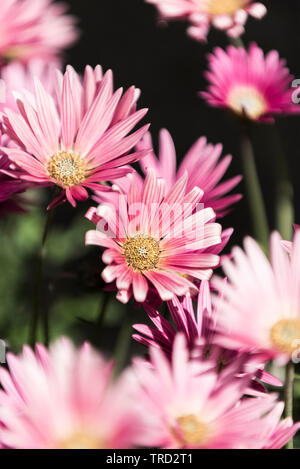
top-left (0, 338), bottom-right (144, 449)
top-left (132, 334), bottom-right (299, 449)
top-left (213, 231), bottom-right (300, 365)
top-left (86, 170), bottom-right (222, 303)
top-left (201, 43), bottom-right (300, 122)
top-left (146, 0), bottom-right (266, 41)
top-left (0, 0), bottom-right (78, 65)
top-left (1, 65), bottom-right (149, 207)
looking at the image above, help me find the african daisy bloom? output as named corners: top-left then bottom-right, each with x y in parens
top-left (138, 130), bottom-right (242, 217)
top-left (0, 338), bottom-right (144, 449)
top-left (146, 0), bottom-right (266, 41)
top-left (133, 281), bottom-right (282, 392)
top-left (133, 334), bottom-right (300, 449)
top-left (213, 231), bottom-right (300, 365)
top-left (1, 65), bottom-right (149, 208)
top-left (0, 0), bottom-right (78, 65)
top-left (85, 169), bottom-right (222, 304)
top-left (201, 43), bottom-right (300, 122)
top-left (94, 130), bottom-right (242, 217)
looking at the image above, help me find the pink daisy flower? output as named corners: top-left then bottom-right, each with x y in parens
top-left (213, 231), bottom-right (300, 365)
top-left (281, 224), bottom-right (300, 255)
top-left (201, 43), bottom-right (300, 122)
top-left (1, 65), bottom-right (149, 208)
top-left (133, 281), bottom-right (282, 393)
top-left (0, 0), bottom-right (78, 65)
top-left (0, 338), bottom-right (144, 449)
top-left (85, 169), bottom-right (222, 304)
top-left (133, 334), bottom-right (299, 449)
top-left (146, 0), bottom-right (266, 41)
top-left (94, 130), bottom-right (242, 217)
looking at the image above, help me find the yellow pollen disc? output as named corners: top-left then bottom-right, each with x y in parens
top-left (206, 0), bottom-right (247, 15)
top-left (270, 319), bottom-right (300, 356)
top-left (227, 86), bottom-right (267, 120)
top-left (176, 414), bottom-right (210, 446)
top-left (58, 432), bottom-right (103, 449)
top-left (47, 151), bottom-right (86, 187)
top-left (123, 235), bottom-right (160, 272)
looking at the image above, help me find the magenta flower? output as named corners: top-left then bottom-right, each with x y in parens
top-left (146, 0), bottom-right (266, 41)
top-left (85, 170), bottom-right (222, 303)
top-left (0, 0), bottom-right (78, 65)
top-left (1, 65), bottom-right (149, 208)
top-left (213, 232), bottom-right (300, 365)
top-left (0, 128), bottom-right (26, 216)
top-left (138, 130), bottom-right (242, 217)
top-left (0, 338), bottom-right (144, 449)
top-left (133, 334), bottom-right (299, 449)
top-left (201, 43), bottom-right (300, 122)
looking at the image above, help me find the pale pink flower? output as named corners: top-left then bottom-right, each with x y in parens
top-left (146, 0), bottom-right (266, 41)
top-left (133, 280), bottom-right (282, 393)
top-left (133, 334), bottom-right (299, 449)
top-left (0, 59), bottom-right (58, 113)
top-left (85, 170), bottom-right (222, 303)
top-left (0, 338), bottom-right (144, 449)
top-left (213, 231), bottom-right (300, 365)
top-left (1, 65), bottom-right (149, 208)
top-left (0, 0), bottom-right (78, 65)
top-left (281, 224), bottom-right (300, 255)
top-left (201, 43), bottom-right (300, 122)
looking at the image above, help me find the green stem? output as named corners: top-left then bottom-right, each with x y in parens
top-left (113, 309), bottom-right (132, 377)
top-left (96, 292), bottom-right (110, 332)
top-left (29, 206), bottom-right (55, 348)
top-left (284, 361), bottom-right (295, 449)
top-left (268, 126), bottom-right (294, 240)
top-left (240, 124), bottom-right (269, 250)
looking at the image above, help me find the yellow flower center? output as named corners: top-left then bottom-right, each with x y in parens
top-left (176, 414), bottom-right (210, 446)
top-left (58, 432), bottom-right (103, 449)
top-left (227, 86), bottom-right (267, 120)
top-left (270, 319), bottom-right (300, 356)
top-left (123, 235), bottom-right (160, 272)
top-left (206, 0), bottom-right (247, 16)
top-left (47, 151), bottom-right (86, 187)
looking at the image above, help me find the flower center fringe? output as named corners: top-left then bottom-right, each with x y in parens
top-left (176, 414), bottom-right (210, 446)
top-left (270, 318), bottom-right (300, 356)
top-left (207, 0), bottom-right (247, 16)
top-left (58, 432), bottom-right (103, 449)
top-left (123, 235), bottom-right (160, 272)
top-left (227, 85), bottom-right (267, 120)
top-left (47, 151), bottom-right (86, 187)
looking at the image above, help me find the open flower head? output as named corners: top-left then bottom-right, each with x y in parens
top-left (0, 0), bottom-right (78, 64)
top-left (132, 334), bottom-right (299, 449)
top-left (146, 0), bottom-right (266, 41)
top-left (201, 43), bottom-right (300, 122)
top-left (2, 65), bottom-right (149, 208)
top-left (213, 231), bottom-right (300, 365)
top-left (86, 170), bottom-right (222, 304)
top-left (0, 338), bottom-right (144, 449)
